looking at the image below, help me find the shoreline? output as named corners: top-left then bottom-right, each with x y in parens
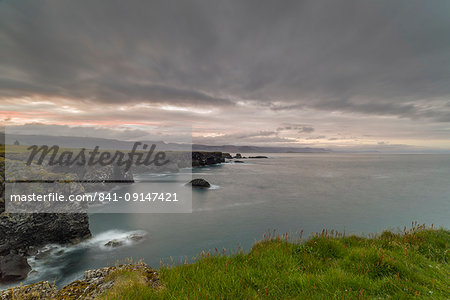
top-left (1, 224), bottom-right (448, 299)
top-left (0, 151), bottom-right (229, 285)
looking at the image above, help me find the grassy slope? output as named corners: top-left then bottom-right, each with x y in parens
top-left (101, 225), bottom-right (449, 299)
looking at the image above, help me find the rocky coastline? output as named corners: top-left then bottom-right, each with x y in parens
top-left (0, 150), bottom-right (230, 285)
top-left (0, 262), bottom-right (158, 299)
top-left (192, 151), bottom-right (226, 167)
top-left (0, 156), bottom-right (94, 284)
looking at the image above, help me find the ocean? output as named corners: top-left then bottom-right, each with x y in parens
top-left (7, 153), bottom-right (450, 288)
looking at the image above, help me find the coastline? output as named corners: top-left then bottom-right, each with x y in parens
top-left (0, 151), bottom-right (229, 285)
top-left (2, 152), bottom-right (450, 295)
top-left (1, 224), bottom-right (448, 299)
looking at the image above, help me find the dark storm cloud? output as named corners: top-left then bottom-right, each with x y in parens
top-left (79, 81), bottom-right (233, 106)
top-left (0, 0), bottom-right (449, 120)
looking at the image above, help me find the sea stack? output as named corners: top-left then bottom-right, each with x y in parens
top-left (187, 178), bottom-right (211, 188)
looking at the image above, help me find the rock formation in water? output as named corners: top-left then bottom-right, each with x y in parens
top-left (192, 152), bottom-right (226, 167)
top-left (0, 262), bottom-right (159, 299)
top-left (0, 213), bottom-right (91, 257)
top-left (221, 153), bottom-right (233, 159)
top-left (0, 253), bottom-right (31, 283)
top-left (0, 157), bottom-right (94, 283)
top-left (0, 150), bottom-right (226, 283)
top-left (187, 178), bottom-right (211, 188)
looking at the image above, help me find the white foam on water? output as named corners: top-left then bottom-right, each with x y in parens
top-left (16, 229), bottom-right (148, 288)
top-left (208, 184), bottom-right (221, 190)
top-left (82, 229), bottom-right (147, 250)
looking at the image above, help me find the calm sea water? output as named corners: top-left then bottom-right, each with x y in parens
top-left (8, 153), bottom-right (450, 287)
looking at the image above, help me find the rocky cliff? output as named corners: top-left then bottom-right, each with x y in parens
top-left (0, 155), bottom-right (93, 283)
top-left (0, 154), bottom-right (108, 283)
top-left (0, 150), bottom-right (227, 283)
top-left (192, 152), bottom-right (227, 167)
top-left (0, 213), bottom-right (91, 257)
top-left (0, 262), bottom-right (159, 299)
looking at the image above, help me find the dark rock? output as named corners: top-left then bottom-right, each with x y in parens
top-left (186, 178), bottom-right (211, 188)
top-left (0, 253), bottom-right (31, 283)
top-left (249, 156), bottom-right (268, 159)
top-left (221, 153), bottom-right (233, 159)
top-left (26, 246), bottom-right (38, 257)
top-left (234, 153), bottom-right (242, 159)
top-left (234, 160), bottom-right (245, 163)
top-left (0, 157), bottom-right (94, 284)
top-left (0, 160), bottom-right (5, 214)
top-left (0, 263), bottom-right (158, 299)
top-left (0, 281), bottom-right (58, 299)
top-left (104, 239), bottom-right (124, 248)
top-left (0, 213), bottom-right (91, 257)
top-left (0, 158), bottom-right (91, 258)
top-left (192, 152), bottom-right (225, 167)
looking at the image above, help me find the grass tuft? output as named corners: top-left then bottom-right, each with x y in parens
top-left (99, 224), bottom-right (450, 299)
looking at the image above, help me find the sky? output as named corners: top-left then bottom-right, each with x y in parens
top-left (1, 0), bottom-right (450, 151)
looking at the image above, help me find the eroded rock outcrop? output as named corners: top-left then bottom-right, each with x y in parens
top-left (187, 178), bottom-right (211, 188)
top-left (0, 213), bottom-right (91, 258)
top-left (0, 157), bottom-right (92, 284)
top-left (222, 153), bottom-right (233, 159)
top-left (0, 253), bottom-right (31, 283)
top-left (0, 263), bottom-right (159, 300)
top-left (192, 152), bottom-right (226, 167)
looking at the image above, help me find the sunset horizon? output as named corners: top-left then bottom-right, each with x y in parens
top-left (1, 0), bottom-right (450, 152)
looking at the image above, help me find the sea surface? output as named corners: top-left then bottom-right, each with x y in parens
top-left (5, 153), bottom-right (450, 288)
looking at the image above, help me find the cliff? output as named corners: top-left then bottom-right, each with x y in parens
top-left (0, 157), bottom-right (93, 283)
top-left (192, 152), bottom-right (227, 167)
top-left (0, 150), bottom-right (228, 283)
top-left (0, 262), bottom-right (158, 299)
top-left (1, 225), bottom-right (448, 299)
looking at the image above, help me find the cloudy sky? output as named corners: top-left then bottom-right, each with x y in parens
top-left (1, 0), bottom-right (449, 150)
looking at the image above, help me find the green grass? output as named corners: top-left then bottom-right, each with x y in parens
top-left (101, 224), bottom-right (449, 299)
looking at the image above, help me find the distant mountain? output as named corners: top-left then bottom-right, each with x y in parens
top-left (2, 134), bottom-right (185, 151)
top-left (192, 144), bottom-right (330, 153)
top-left (2, 133), bottom-right (330, 153)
